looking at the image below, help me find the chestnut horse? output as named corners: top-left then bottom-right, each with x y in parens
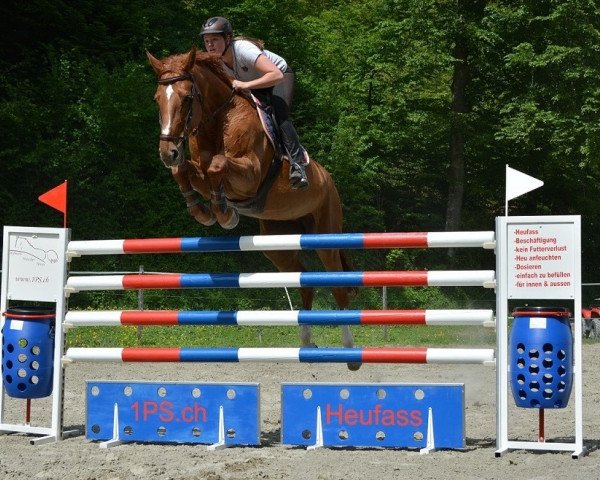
top-left (147, 48), bottom-right (359, 369)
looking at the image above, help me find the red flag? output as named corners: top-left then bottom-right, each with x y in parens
top-left (38, 180), bottom-right (68, 227)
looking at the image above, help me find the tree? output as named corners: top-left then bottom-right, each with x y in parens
top-left (446, 1), bottom-right (486, 234)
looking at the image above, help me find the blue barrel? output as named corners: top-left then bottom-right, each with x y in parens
top-left (2, 307), bottom-right (55, 398)
top-left (509, 307), bottom-right (573, 409)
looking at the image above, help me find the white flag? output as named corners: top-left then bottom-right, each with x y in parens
top-left (505, 165), bottom-right (544, 202)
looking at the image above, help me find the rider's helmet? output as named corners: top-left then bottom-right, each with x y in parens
top-left (200, 17), bottom-right (233, 37)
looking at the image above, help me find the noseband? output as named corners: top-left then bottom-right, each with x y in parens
top-left (156, 72), bottom-right (235, 144)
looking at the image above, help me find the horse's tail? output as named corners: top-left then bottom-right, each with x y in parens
top-left (340, 249), bottom-right (359, 299)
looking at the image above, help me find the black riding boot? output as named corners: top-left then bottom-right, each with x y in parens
top-left (279, 121), bottom-right (309, 190)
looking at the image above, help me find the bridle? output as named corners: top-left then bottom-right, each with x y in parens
top-left (157, 73), bottom-right (201, 145)
top-left (156, 71), bottom-right (235, 145)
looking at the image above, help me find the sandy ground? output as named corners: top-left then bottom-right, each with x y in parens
top-left (1, 343), bottom-right (599, 480)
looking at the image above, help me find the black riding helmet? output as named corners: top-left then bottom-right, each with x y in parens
top-left (200, 16), bottom-right (233, 37)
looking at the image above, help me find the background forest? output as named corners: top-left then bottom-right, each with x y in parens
top-left (1, 0), bottom-right (599, 313)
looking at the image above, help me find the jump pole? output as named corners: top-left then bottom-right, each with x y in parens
top-left (66, 231), bottom-right (496, 257)
top-left (63, 347), bottom-right (496, 365)
top-left (64, 270), bottom-right (496, 294)
top-left (64, 309), bottom-right (495, 327)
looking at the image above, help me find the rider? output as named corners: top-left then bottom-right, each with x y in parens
top-left (200, 16), bottom-right (309, 190)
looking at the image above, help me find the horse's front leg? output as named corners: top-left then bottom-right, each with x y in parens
top-left (170, 164), bottom-right (216, 226)
top-left (206, 154), bottom-right (239, 230)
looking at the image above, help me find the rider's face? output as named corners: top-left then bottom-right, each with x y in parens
top-left (203, 34), bottom-right (227, 55)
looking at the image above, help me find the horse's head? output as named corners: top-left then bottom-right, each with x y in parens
top-left (147, 47), bottom-right (200, 167)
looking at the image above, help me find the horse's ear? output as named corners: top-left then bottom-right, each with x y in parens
top-left (184, 46), bottom-right (197, 72)
top-left (146, 50), bottom-right (163, 77)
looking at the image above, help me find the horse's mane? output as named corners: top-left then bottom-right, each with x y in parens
top-left (194, 51), bottom-right (233, 87)
top-left (160, 49), bottom-right (254, 126)
top-left (159, 50), bottom-right (233, 88)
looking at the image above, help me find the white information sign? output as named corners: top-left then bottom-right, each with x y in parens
top-left (507, 221), bottom-right (576, 299)
top-left (4, 227), bottom-right (67, 302)
top-left (1, 226), bottom-right (70, 442)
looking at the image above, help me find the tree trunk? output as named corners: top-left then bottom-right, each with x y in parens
top-left (445, 28), bottom-right (469, 236)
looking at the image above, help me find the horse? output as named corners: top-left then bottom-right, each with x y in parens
top-left (146, 47), bottom-right (359, 369)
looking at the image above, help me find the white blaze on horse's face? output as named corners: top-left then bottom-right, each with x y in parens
top-left (156, 80), bottom-right (192, 168)
top-left (161, 85), bottom-right (175, 135)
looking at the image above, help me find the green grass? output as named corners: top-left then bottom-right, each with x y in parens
top-left (66, 323), bottom-right (497, 349)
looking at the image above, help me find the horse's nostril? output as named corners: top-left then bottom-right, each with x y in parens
top-left (172, 149), bottom-right (179, 160)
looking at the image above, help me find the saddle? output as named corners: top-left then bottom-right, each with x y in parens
top-left (251, 94), bottom-right (310, 166)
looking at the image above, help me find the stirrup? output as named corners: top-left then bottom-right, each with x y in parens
top-left (289, 163), bottom-right (309, 190)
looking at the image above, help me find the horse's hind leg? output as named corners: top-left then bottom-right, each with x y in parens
top-left (259, 220), bottom-right (316, 346)
top-left (298, 288), bottom-right (315, 347)
top-left (316, 249), bottom-right (361, 371)
top-left (262, 249), bottom-right (315, 346)
top-left (309, 182), bottom-right (360, 370)
top-left (328, 281), bottom-right (352, 348)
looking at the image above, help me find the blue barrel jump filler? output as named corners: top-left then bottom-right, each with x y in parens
top-left (2, 306), bottom-right (56, 399)
top-left (509, 307), bottom-right (573, 409)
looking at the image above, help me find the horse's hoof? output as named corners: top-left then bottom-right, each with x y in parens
top-left (347, 362), bottom-right (362, 371)
top-left (220, 209), bottom-right (239, 230)
top-left (197, 213), bottom-right (217, 226)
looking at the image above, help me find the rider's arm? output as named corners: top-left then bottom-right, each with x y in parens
top-left (232, 54), bottom-right (283, 91)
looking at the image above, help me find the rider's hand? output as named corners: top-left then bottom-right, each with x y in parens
top-left (232, 79), bottom-right (249, 91)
